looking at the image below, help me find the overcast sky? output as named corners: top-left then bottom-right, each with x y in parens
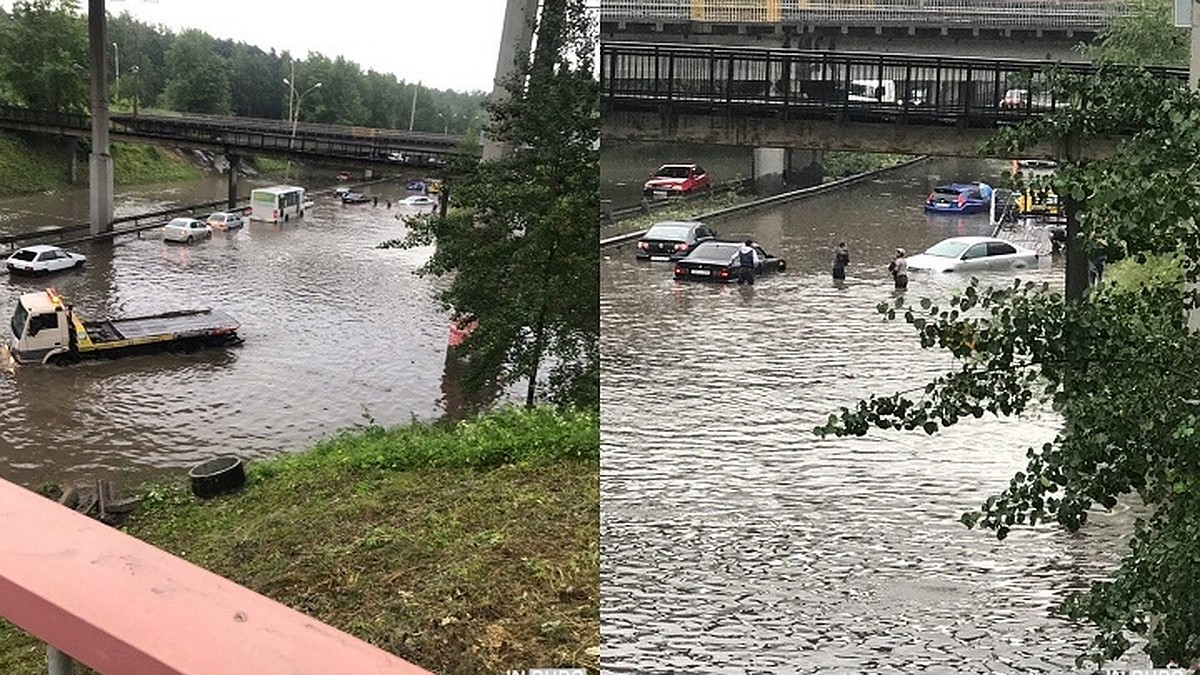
top-left (5, 0), bottom-right (510, 93)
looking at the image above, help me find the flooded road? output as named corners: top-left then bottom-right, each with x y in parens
top-left (600, 157), bottom-right (1144, 671)
top-left (0, 174), bottom-right (477, 488)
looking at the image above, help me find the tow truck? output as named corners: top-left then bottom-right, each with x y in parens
top-left (5, 288), bottom-right (243, 365)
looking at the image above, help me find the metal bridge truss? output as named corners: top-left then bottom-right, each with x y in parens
top-left (0, 105), bottom-right (471, 167)
top-left (600, 41), bottom-right (1187, 128)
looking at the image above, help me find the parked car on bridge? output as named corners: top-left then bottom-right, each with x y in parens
top-left (999, 88), bottom-right (1057, 111)
top-left (643, 164), bottom-right (711, 198)
top-left (925, 182), bottom-right (993, 214)
top-left (163, 217), bottom-right (213, 243)
top-left (906, 236), bottom-right (1039, 273)
top-left (5, 245), bottom-right (86, 276)
top-left (636, 220), bottom-right (718, 261)
top-left (673, 240), bottom-right (787, 282)
top-left (206, 211), bottom-right (245, 231)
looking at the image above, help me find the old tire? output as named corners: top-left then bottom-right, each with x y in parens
top-left (188, 456), bottom-right (246, 499)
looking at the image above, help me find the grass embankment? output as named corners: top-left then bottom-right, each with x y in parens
top-left (0, 130), bottom-right (298, 198)
top-left (608, 152), bottom-right (916, 235)
top-left (0, 406), bottom-right (600, 675)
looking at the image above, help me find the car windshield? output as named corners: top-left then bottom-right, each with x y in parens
top-left (645, 224), bottom-right (693, 240)
top-left (10, 250), bottom-right (37, 262)
top-left (654, 166), bottom-right (692, 179)
top-left (168, 218), bottom-right (191, 227)
top-left (687, 242), bottom-right (740, 263)
top-left (924, 240), bottom-right (974, 258)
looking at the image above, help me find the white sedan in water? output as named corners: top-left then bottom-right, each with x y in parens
top-left (398, 195), bottom-right (437, 208)
top-left (906, 236), bottom-right (1039, 273)
top-left (163, 217), bottom-right (213, 243)
top-left (4, 244), bottom-right (86, 275)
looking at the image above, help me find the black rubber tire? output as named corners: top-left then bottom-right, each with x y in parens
top-left (188, 456), bottom-right (246, 499)
top-left (186, 235), bottom-right (193, 243)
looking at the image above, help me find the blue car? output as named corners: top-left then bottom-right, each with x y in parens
top-left (925, 182), bottom-right (993, 214)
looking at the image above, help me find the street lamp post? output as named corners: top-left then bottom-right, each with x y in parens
top-left (438, 112), bottom-right (448, 134)
top-left (282, 78), bottom-right (322, 148)
top-left (112, 42), bottom-right (119, 102)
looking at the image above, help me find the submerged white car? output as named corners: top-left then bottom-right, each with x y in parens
top-left (906, 236), bottom-right (1039, 273)
top-left (4, 244), bottom-right (86, 275)
top-left (163, 217), bottom-right (213, 243)
top-left (398, 195), bottom-right (437, 208)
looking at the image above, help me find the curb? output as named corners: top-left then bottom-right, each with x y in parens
top-left (599, 155), bottom-right (931, 250)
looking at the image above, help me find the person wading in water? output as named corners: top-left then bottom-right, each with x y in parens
top-left (737, 239), bottom-right (760, 286)
top-left (889, 247), bottom-right (909, 290)
top-left (832, 242), bottom-right (850, 281)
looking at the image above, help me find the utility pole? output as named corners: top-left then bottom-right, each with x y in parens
top-left (1188, 0), bottom-right (1200, 328)
top-left (88, 0), bottom-right (113, 235)
top-left (409, 82), bottom-right (419, 131)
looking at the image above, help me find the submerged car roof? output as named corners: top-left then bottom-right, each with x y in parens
top-left (14, 244), bottom-right (64, 253)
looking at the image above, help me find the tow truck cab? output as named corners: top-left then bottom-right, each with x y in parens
top-left (9, 288), bottom-right (70, 364)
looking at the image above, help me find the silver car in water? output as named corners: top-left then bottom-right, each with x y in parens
top-left (906, 236), bottom-right (1039, 273)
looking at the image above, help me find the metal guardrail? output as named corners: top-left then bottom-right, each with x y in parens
top-left (602, 178), bottom-right (752, 223)
top-left (600, 42), bottom-right (1189, 126)
top-left (599, 0), bottom-right (1130, 29)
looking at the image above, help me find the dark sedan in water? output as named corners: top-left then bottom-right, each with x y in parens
top-left (673, 240), bottom-right (787, 282)
top-left (636, 220), bottom-right (718, 261)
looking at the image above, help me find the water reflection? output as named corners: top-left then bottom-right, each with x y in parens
top-left (0, 175), bottom-right (487, 488)
top-left (600, 157), bottom-right (1147, 671)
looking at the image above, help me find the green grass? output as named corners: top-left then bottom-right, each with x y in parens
top-left (0, 406), bottom-right (599, 675)
top-left (110, 143), bottom-right (202, 185)
top-left (0, 133), bottom-right (72, 197)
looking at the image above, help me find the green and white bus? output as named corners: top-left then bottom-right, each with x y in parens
top-left (250, 185), bottom-right (307, 223)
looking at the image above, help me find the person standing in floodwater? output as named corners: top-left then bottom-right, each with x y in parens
top-left (889, 248), bottom-right (909, 290)
top-left (737, 239), bottom-right (760, 286)
top-left (832, 242), bottom-right (850, 281)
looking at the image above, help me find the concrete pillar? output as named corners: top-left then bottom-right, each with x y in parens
top-left (786, 148), bottom-right (825, 188)
top-left (226, 154), bottom-right (239, 210)
top-left (482, 0), bottom-right (538, 161)
top-left (752, 147), bottom-right (786, 194)
top-left (87, 0), bottom-right (114, 235)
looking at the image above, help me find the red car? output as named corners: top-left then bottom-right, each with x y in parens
top-left (643, 164), bottom-right (711, 197)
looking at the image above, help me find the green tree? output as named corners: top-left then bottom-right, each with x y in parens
top-left (816, 68), bottom-right (1200, 667)
top-left (400, 0), bottom-right (598, 409)
top-left (160, 29), bottom-right (231, 114)
top-left (1080, 0), bottom-right (1188, 66)
top-left (0, 0), bottom-right (87, 112)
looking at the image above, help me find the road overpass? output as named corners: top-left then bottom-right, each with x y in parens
top-left (601, 0), bottom-right (1124, 62)
top-left (600, 41), bottom-right (1186, 182)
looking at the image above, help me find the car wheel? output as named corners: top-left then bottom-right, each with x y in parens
top-left (186, 235), bottom-right (193, 243)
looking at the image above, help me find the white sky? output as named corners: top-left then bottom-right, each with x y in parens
top-left (7, 0), bottom-right (510, 93)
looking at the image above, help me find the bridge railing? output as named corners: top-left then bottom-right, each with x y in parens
top-left (0, 477), bottom-right (432, 675)
top-left (600, 0), bottom-right (1131, 29)
top-left (601, 42), bottom-right (1188, 123)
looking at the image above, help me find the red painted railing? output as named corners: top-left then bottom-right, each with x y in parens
top-left (0, 478), bottom-right (432, 675)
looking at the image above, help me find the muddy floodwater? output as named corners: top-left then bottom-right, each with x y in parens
top-left (599, 157), bottom-right (1149, 672)
top-left (0, 175), bottom-right (482, 488)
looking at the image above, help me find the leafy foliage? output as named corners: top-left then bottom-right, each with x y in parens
top-left (161, 30), bottom-right (233, 114)
top-left (1079, 0), bottom-right (1188, 67)
top-left (0, 5), bottom-right (486, 132)
top-left (401, 0), bottom-right (598, 410)
top-left (0, 0), bottom-right (87, 112)
top-left (818, 64), bottom-right (1200, 667)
